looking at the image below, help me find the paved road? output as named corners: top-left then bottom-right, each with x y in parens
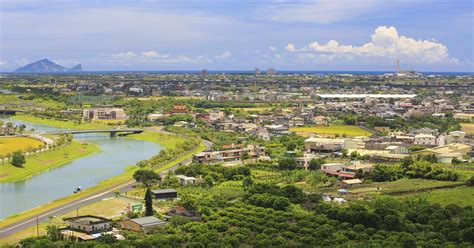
top-left (0, 138), bottom-right (211, 240)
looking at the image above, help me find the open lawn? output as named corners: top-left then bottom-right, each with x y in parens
top-left (349, 178), bottom-right (463, 196)
top-left (460, 123), bottom-right (474, 134)
top-left (0, 141), bottom-right (99, 183)
top-left (290, 125), bottom-right (372, 137)
top-left (0, 137), bottom-right (44, 156)
top-left (0, 197), bottom-right (135, 245)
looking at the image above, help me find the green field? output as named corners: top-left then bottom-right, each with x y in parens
top-left (405, 187), bottom-right (474, 207)
top-left (12, 114), bottom-right (109, 130)
top-left (0, 137), bottom-right (44, 156)
top-left (0, 141), bottom-right (99, 183)
top-left (0, 95), bottom-right (66, 109)
top-left (290, 125), bottom-right (372, 137)
top-left (126, 130), bottom-right (186, 149)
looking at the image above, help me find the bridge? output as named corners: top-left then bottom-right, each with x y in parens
top-left (0, 109), bottom-right (24, 115)
top-left (45, 129), bottom-right (144, 137)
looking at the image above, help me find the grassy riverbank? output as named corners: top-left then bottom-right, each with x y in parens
top-left (0, 141), bottom-right (100, 183)
top-left (0, 115), bottom-right (206, 233)
top-left (11, 114), bottom-right (109, 130)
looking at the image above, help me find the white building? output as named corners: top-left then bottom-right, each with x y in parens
top-left (414, 134), bottom-right (437, 146)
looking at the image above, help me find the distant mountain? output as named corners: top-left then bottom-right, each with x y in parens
top-left (14, 59), bottom-right (82, 73)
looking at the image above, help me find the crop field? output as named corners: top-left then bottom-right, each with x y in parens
top-left (461, 123), bottom-right (474, 134)
top-left (290, 125), bottom-right (372, 137)
top-left (0, 137), bottom-right (44, 156)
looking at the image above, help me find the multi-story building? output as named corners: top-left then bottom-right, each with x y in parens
top-left (193, 144), bottom-right (265, 165)
top-left (82, 108), bottom-right (127, 120)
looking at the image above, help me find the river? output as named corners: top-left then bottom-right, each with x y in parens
top-left (0, 118), bottom-right (162, 219)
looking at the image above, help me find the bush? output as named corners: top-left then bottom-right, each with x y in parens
top-left (11, 151), bottom-right (26, 167)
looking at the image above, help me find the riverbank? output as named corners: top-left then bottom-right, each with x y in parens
top-left (11, 114), bottom-right (109, 130)
top-left (0, 140), bottom-right (100, 183)
top-left (0, 115), bottom-right (206, 231)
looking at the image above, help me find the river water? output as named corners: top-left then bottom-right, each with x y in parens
top-left (0, 119), bottom-right (162, 219)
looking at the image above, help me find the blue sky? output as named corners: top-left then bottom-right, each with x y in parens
top-left (0, 0), bottom-right (472, 71)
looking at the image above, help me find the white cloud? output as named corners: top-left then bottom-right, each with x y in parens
top-left (0, 61), bottom-right (8, 66)
top-left (141, 51), bottom-right (169, 59)
top-left (215, 51), bottom-right (232, 60)
top-left (110, 52), bottom-right (137, 59)
top-left (286, 26), bottom-right (457, 64)
top-left (269, 46), bottom-right (278, 52)
top-left (285, 43), bottom-right (296, 52)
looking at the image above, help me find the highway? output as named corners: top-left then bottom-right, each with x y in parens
top-left (0, 139), bottom-right (211, 240)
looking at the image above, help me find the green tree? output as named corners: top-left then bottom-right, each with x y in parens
top-left (133, 169), bottom-right (161, 186)
top-left (144, 187), bottom-right (153, 216)
top-left (308, 158), bottom-right (325, 170)
top-left (46, 225), bottom-right (61, 241)
top-left (278, 157), bottom-right (297, 170)
top-left (97, 233), bottom-right (117, 244)
top-left (11, 151), bottom-right (26, 167)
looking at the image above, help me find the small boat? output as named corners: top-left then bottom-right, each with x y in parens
top-left (73, 186), bottom-right (82, 193)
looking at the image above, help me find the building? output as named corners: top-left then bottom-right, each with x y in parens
top-left (295, 153), bottom-right (317, 170)
top-left (176, 175), bottom-right (200, 186)
top-left (164, 206), bottom-right (202, 222)
top-left (414, 134), bottom-right (437, 146)
top-left (83, 108), bottom-right (126, 120)
top-left (446, 131), bottom-right (466, 144)
top-left (339, 179), bottom-right (363, 188)
top-left (413, 143), bottom-right (471, 162)
top-left (192, 144), bottom-right (265, 165)
top-left (201, 69), bottom-right (208, 77)
top-left (0, 123), bottom-right (15, 136)
top-left (255, 67), bottom-right (260, 76)
top-left (304, 137), bottom-right (344, 153)
top-left (120, 216), bottom-right (166, 233)
top-left (208, 109), bottom-right (225, 122)
top-left (320, 163), bottom-right (373, 179)
top-left (63, 215), bottom-right (112, 234)
top-left (267, 68), bottom-right (276, 75)
top-left (151, 189), bottom-right (178, 200)
top-left (171, 105), bottom-right (188, 114)
top-left (255, 127), bottom-right (270, 141)
top-left (385, 145), bottom-right (409, 154)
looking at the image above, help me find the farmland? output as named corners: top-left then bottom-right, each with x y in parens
top-left (0, 137), bottom-right (44, 156)
top-left (461, 123), bottom-right (474, 134)
top-left (290, 125), bottom-right (372, 137)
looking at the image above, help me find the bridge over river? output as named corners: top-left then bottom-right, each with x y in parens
top-left (45, 129), bottom-right (144, 137)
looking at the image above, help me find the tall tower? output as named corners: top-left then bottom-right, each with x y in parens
top-left (396, 59), bottom-right (400, 73)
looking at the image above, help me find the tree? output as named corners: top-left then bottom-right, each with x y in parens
top-left (308, 158), bottom-right (325, 170)
top-left (144, 187), bottom-right (153, 216)
top-left (341, 149), bottom-right (348, 158)
top-left (46, 225), bottom-right (61, 241)
top-left (467, 176), bottom-right (474, 186)
top-left (278, 157), bottom-right (297, 170)
top-left (97, 233), bottom-right (117, 244)
top-left (133, 169), bottom-right (161, 186)
top-left (11, 151), bottom-right (26, 167)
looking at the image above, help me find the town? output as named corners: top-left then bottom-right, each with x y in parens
top-left (0, 70), bottom-right (473, 246)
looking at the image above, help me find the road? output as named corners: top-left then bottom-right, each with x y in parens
top-left (0, 138), bottom-right (211, 240)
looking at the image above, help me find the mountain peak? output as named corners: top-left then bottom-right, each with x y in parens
top-left (14, 59), bottom-right (83, 73)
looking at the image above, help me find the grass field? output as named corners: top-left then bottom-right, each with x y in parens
top-left (290, 125), bottom-right (372, 137)
top-left (349, 178), bottom-right (463, 195)
top-left (126, 130), bottom-right (186, 149)
top-left (0, 141), bottom-right (100, 183)
top-left (12, 114), bottom-right (110, 130)
top-left (0, 137), bottom-right (44, 156)
top-left (460, 123), bottom-right (474, 134)
top-left (0, 197), bottom-right (135, 245)
top-left (0, 95), bottom-right (66, 110)
top-left (403, 186), bottom-right (474, 207)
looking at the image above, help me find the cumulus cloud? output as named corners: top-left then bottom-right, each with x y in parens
top-left (141, 51), bottom-right (169, 59)
top-left (0, 60), bottom-right (8, 66)
top-left (286, 26), bottom-right (457, 64)
top-left (215, 51), bottom-right (232, 60)
top-left (285, 43), bottom-right (296, 52)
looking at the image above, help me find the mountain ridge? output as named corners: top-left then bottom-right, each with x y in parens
top-left (14, 59), bottom-right (82, 73)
